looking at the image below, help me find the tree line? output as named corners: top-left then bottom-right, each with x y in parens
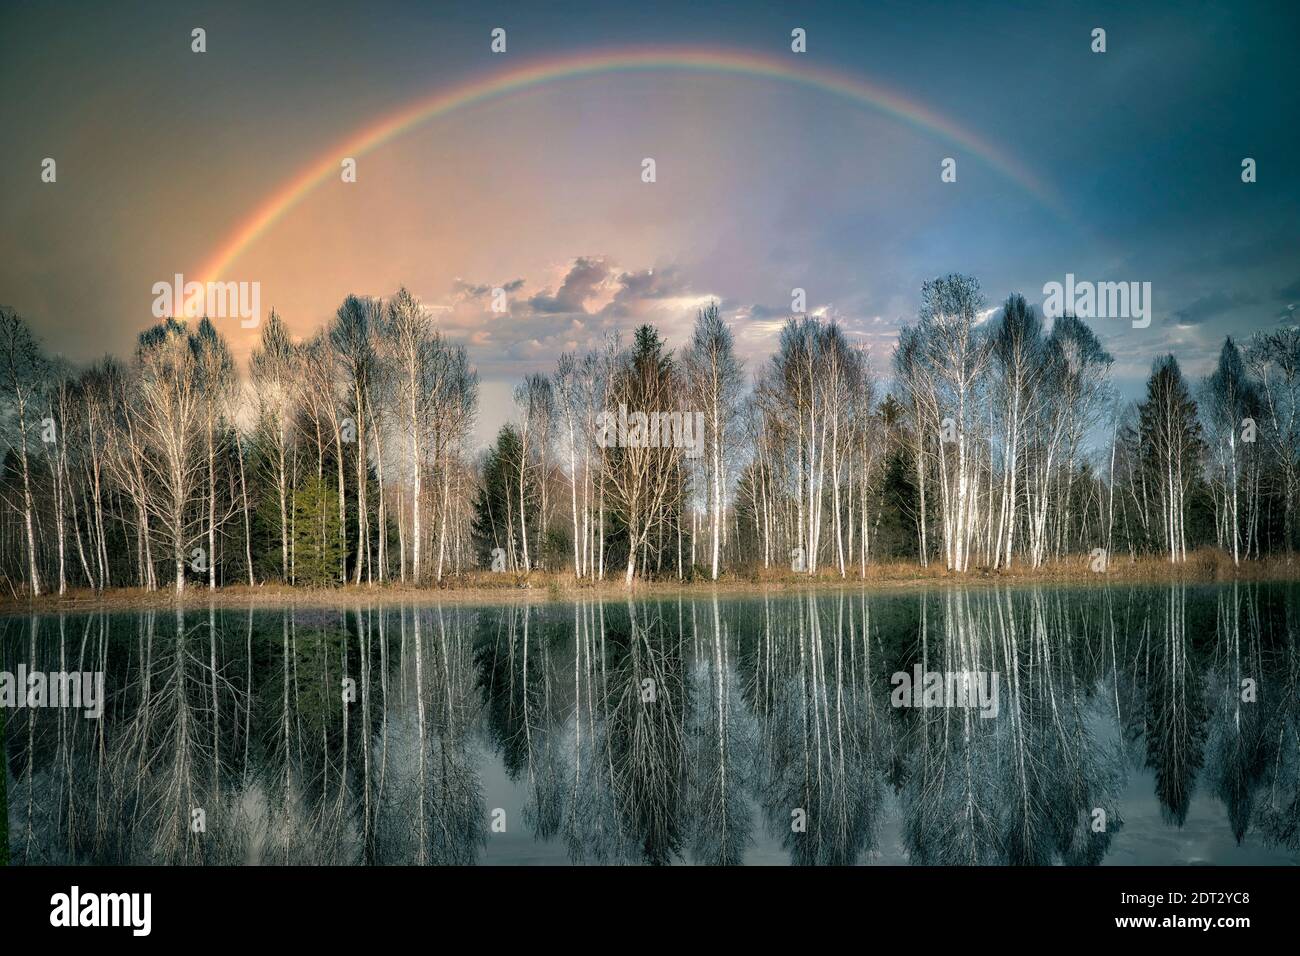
top-left (2, 273), bottom-right (1298, 593)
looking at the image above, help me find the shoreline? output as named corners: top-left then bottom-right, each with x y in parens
top-left (3, 552), bottom-right (1297, 615)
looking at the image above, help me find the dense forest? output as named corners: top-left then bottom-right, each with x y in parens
top-left (2, 273), bottom-right (1298, 594)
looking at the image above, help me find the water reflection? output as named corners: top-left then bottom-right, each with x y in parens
top-left (2, 583), bottom-right (1298, 866)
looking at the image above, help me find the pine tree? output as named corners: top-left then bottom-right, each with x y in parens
top-left (291, 476), bottom-right (345, 586)
top-left (471, 426), bottom-right (534, 569)
top-left (1137, 355), bottom-right (1204, 561)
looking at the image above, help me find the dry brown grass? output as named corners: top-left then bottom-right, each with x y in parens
top-left (2, 548), bottom-right (1295, 615)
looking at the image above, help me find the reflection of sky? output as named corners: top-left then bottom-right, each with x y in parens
top-left (472, 724), bottom-right (1300, 866)
top-left (476, 742), bottom-right (572, 866)
top-left (1102, 768), bottom-right (1297, 867)
top-left (477, 746), bottom-right (1300, 865)
top-left (2, 1), bottom-right (1297, 449)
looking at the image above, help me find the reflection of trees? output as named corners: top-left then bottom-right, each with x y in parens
top-left (1002, 589), bottom-right (1125, 866)
top-left (561, 601), bottom-right (625, 863)
top-left (476, 602), bottom-right (565, 842)
top-left (899, 590), bottom-right (1003, 865)
top-left (264, 608), bottom-right (356, 863)
top-left (1232, 583), bottom-right (1300, 852)
top-left (1, 602), bottom-right (489, 865)
top-left (683, 596), bottom-right (754, 864)
top-left (747, 592), bottom-right (883, 865)
top-left (3, 608), bottom-right (252, 864)
top-left (899, 588), bottom-right (1125, 865)
top-left (1131, 586), bottom-right (1208, 826)
top-left (1203, 583), bottom-right (1273, 841)
top-left (5, 582), bottom-right (1299, 866)
top-left (477, 599), bottom-right (691, 864)
top-left (605, 600), bottom-right (687, 864)
top-left (377, 605), bottom-right (485, 865)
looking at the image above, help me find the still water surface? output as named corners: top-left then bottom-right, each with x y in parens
top-left (3, 583), bottom-right (1298, 865)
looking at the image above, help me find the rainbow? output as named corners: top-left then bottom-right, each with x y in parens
top-left (197, 45), bottom-right (1064, 282)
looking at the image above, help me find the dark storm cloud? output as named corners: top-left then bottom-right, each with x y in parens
top-left (599, 266), bottom-right (691, 318)
top-left (452, 277), bottom-right (524, 300)
top-left (746, 303), bottom-right (790, 320)
top-left (1172, 290), bottom-right (1260, 327)
top-left (527, 257), bottom-right (611, 313)
top-left (1275, 277), bottom-right (1300, 301)
top-left (451, 279), bottom-right (492, 298)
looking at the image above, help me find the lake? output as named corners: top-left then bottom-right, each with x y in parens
top-left (2, 582), bottom-right (1298, 866)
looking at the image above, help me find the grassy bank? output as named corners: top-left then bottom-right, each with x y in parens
top-left (1, 549), bottom-right (1297, 616)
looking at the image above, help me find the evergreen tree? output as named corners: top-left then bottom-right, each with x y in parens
top-left (471, 425), bottom-right (535, 569)
top-left (291, 476), bottom-right (345, 586)
top-left (1137, 355), bottom-right (1204, 561)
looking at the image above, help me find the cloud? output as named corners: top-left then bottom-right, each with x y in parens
top-left (527, 256), bottom-right (611, 313)
top-left (1172, 290), bottom-right (1259, 327)
top-left (450, 276), bottom-right (524, 301)
top-left (598, 266), bottom-right (694, 317)
top-left (434, 257), bottom-right (716, 376)
top-left (745, 302), bottom-right (791, 321)
top-left (1275, 277), bottom-right (1300, 300)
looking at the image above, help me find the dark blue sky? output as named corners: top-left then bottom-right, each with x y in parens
top-left (2, 0), bottom-right (1296, 440)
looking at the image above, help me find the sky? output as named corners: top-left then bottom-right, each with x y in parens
top-left (2, 0), bottom-right (1297, 446)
